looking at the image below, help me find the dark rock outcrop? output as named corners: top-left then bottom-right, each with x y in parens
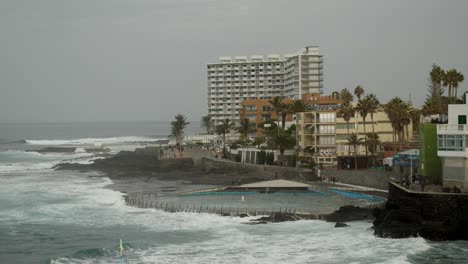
top-left (249, 213), bottom-right (301, 224)
top-left (54, 148), bottom-right (194, 173)
top-left (32, 147), bottom-right (78, 153)
top-left (373, 182), bottom-right (468, 241)
top-left (335, 222), bottom-right (349, 228)
top-left (322, 205), bottom-right (374, 222)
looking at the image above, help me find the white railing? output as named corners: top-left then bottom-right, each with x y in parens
top-left (437, 124), bottom-right (468, 131)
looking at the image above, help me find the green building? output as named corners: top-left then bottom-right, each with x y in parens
top-left (419, 123), bottom-right (442, 184)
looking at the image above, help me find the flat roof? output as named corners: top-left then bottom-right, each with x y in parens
top-left (238, 179), bottom-right (310, 188)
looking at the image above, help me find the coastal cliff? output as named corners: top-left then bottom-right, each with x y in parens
top-left (373, 182), bottom-right (468, 241)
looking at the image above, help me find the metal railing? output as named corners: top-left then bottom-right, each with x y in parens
top-left (125, 192), bottom-right (300, 216)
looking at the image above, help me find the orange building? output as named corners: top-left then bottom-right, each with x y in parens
top-left (301, 93), bottom-right (343, 105)
top-left (239, 93), bottom-right (344, 138)
top-left (239, 98), bottom-right (294, 137)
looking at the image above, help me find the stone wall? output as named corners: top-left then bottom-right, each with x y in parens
top-left (199, 157), bottom-right (305, 181)
top-left (373, 182), bottom-right (468, 240)
top-left (322, 169), bottom-right (391, 190)
top-left (199, 158), bottom-right (393, 189)
top-left (388, 182), bottom-right (468, 222)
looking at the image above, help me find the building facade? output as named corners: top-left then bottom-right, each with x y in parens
top-left (207, 46), bottom-right (323, 124)
top-left (296, 105), bottom-right (410, 166)
top-left (437, 101), bottom-right (468, 191)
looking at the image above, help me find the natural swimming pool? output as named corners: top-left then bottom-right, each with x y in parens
top-left (145, 187), bottom-right (385, 215)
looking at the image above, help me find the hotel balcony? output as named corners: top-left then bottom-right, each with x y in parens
top-left (437, 124), bottom-right (468, 135)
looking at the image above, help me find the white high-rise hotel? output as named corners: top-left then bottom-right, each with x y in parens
top-left (207, 46), bottom-right (323, 123)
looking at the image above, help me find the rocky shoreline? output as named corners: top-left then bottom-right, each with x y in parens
top-left (54, 147), bottom-right (468, 241)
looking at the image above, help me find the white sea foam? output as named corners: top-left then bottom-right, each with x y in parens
top-left (0, 150), bottom-right (94, 173)
top-left (0, 168), bottom-right (436, 264)
top-left (25, 136), bottom-right (165, 146)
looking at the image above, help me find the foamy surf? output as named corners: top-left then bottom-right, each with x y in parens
top-left (25, 136), bottom-right (166, 146)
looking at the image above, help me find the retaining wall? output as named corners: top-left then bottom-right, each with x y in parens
top-left (388, 182), bottom-right (468, 221)
top-left (321, 169), bottom-right (391, 190)
top-left (199, 157), bottom-right (306, 181)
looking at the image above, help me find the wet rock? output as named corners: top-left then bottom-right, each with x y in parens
top-left (322, 205), bottom-right (374, 222)
top-left (249, 213), bottom-right (301, 224)
top-left (239, 213), bottom-right (249, 218)
top-left (335, 222), bottom-right (349, 228)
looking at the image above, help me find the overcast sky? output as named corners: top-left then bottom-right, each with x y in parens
top-left (1, 0), bottom-right (467, 123)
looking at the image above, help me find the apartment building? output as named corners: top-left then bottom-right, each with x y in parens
top-left (437, 101), bottom-right (468, 191)
top-left (296, 105), bottom-right (409, 166)
top-left (239, 98), bottom-right (294, 138)
top-left (239, 93), bottom-right (341, 138)
top-left (207, 46), bottom-right (323, 124)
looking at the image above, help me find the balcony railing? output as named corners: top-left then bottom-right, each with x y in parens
top-left (437, 124), bottom-right (468, 132)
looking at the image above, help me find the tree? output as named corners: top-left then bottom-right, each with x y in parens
top-left (444, 69), bottom-right (464, 98)
top-left (170, 114), bottom-right (190, 154)
top-left (338, 104), bottom-right (355, 156)
top-left (429, 64), bottom-right (446, 113)
top-left (384, 97), bottom-right (409, 151)
top-left (215, 119), bottom-right (234, 158)
top-left (201, 115), bottom-right (214, 134)
top-left (366, 132), bottom-right (381, 165)
top-left (288, 99), bottom-right (308, 115)
top-left (269, 128), bottom-right (296, 165)
top-left (269, 96), bottom-right (287, 129)
top-left (410, 108), bottom-right (421, 135)
top-left (365, 94), bottom-right (380, 134)
top-left (236, 117), bottom-right (255, 140)
top-left (347, 133), bottom-right (363, 169)
top-left (356, 96), bottom-right (371, 156)
top-left (354, 85), bottom-right (364, 100)
top-left (340, 88), bottom-right (354, 105)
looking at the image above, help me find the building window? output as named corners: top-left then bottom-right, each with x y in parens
top-left (246, 105), bottom-right (257, 112)
top-left (319, 113), bottom-right (335, 123)
top-left (318, 125), bottom-right (335, 134)
top-left (336, 123), bottom-right (355, 129)
top-left (438, 134), bottom-right (464, 151)
top-left (262, 105), bottom-right (271, 112)
top-left (318, 136), bottom-right (335, 145)
top-left (336, 134), bottom-right (349, 141)
top-left (459, 115), bottom-right (467, 125)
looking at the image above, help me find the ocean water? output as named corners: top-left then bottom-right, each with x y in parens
top-left (1, 122), bottom-right (468, 264)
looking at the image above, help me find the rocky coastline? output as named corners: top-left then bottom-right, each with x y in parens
top-left (54, 147), bottom-right (468, 241)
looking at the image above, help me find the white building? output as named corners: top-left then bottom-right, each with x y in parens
top-left (437, 101), bottom-right (468, 191)
top-left (207, 46), bottom-right (323, 124)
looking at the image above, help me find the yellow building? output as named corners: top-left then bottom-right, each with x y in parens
top-left (296, 105), bottom-right (413, 167)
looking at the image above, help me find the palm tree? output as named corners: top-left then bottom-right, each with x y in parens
top-left (236, 117), bottom-right (255, 140)
top-left (340, 88), bottom-right (354, 105)
top-left (171, 114), bottom-right (190, 154)
top-left (288, 99), bottom-right (308, 114)
top-left (444, 69), bottom-right (464, 98)
top-left (269, 128), bottom-right (296, 165)
top-left (410, 108), bottom-right (421, 135)
top-left (365, 94), bottom-right (380, 134)
top-left (347, 133), bottom-right (363, 169)
top-left (215, 119), bottom-right (234, 158)
top-left (269, 96), bottom-right (287, 129)
top-left (354, 85), bottom-right (364, 101)
top-left (430, 64), bottom-right (446, 113)
top-left (384, 97), bottom-right (409, 151)
top-left (366, 132), bottom-right (381, 165)
top-left (356, 97), bottom-right (371, 156)
top-left (338, 104), bottom-right (355, 156)
top-left (201, 115), bottom-right (213, 134)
